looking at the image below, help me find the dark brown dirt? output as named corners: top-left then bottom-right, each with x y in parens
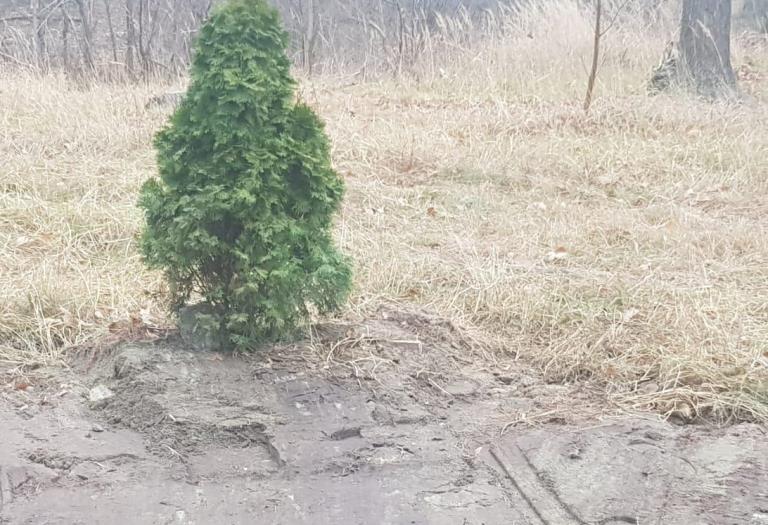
top-left (1, 308), bottom-right (766, 524)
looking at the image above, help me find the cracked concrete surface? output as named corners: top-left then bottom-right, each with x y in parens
top-left (1, 311), bottom-right (766, 524)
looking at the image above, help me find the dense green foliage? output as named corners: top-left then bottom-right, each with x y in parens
top-left (138, 0), bottom-right (352, 349)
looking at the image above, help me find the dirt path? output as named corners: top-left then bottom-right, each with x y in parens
top-left (1, 309), bottom-right (766, 524)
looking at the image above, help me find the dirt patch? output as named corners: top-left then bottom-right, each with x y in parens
top-left (1, 309), bottom-right (766, 524)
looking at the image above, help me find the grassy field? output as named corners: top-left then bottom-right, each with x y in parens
top-left (2, 4), bottom-right (768, 422)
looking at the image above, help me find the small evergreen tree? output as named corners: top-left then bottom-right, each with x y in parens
top-left (138, 0), bottom-right (352, 349)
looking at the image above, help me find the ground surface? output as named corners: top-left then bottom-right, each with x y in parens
top-left (3, 8), bottom-right (768, 524)
top-left (1, 311), bottom-right (766, 524)
top-left (4, 27), bottom-right (768, 423)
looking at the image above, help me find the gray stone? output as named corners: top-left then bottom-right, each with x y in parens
top-left (88, 385), bottom-right (114, 405)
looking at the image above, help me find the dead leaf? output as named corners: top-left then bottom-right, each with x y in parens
top-left (426, 207), bottom-right (437, 218)
top-left (637, 381), bottom-right (659, 395)
top-left (139, 307), bottom-right (156, 327)
top-left (621, 308), bottom-right (639, 323)
top-left (14, 235), bottom-right (33, 248)
top-left (404, 287), bottom-right (421, 299)
top-left (545, 246), bottom-right (569, 262)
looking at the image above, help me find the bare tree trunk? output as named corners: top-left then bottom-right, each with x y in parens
top-left (103, 0), bottom-right (118, 63)
top-left (744, 0), bottom-right (768, 32)
top-left (61, 6), bottom-right (70, 69)
top-left (31, 0), bottom-right (47, 71)
top-left (74, 0), bottom-right (95, 71)
top-left (126, 0), bottom-right (137, 77)
top-left (678, 0), bottom-right (737, 98)
top-left (138, 0), bottom-right (145, 71)
top-left (300, 0), bottom-right (318, 75)
top-left (396, 1), bottom-right (404, 77)
top-left (169, 0), bottom-right (181, 73)
top-left (583, 0), bottom-right (601, 112)
top-left (135, 0), bottom-right (162, 77)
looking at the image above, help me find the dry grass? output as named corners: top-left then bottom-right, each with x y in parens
top-left (2, 4), bottom-right (768, 422)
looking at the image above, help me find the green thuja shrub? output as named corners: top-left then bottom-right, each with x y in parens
top-left (138, 0), bottom-right (352, 349)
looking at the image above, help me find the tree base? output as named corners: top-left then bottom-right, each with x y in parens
top-left (178, 303), bottom-right (229, 352)
top-left (648, 40), bottom-right (739, 100)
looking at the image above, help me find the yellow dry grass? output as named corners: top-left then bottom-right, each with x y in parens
top-left (1, 4), bottom-right (767, 421)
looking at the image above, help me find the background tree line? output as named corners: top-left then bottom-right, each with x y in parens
top-left (1, 0), bottom-right (765, 81)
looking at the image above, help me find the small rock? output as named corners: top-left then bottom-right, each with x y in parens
top-left (644, 430), bottom-right (664, 441)
top-left (568, 448), bottom-right (582, 460)
top-left (328, 427), bottom-right (362, 441)
top-left (91, 423), bottom-right (105, 433)
top-left (112, 352), bottom-right (145, 379)
top-left (88, 385), bottom-right (114, 405)
top-left (637, 381), bottom-right (660, 395)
